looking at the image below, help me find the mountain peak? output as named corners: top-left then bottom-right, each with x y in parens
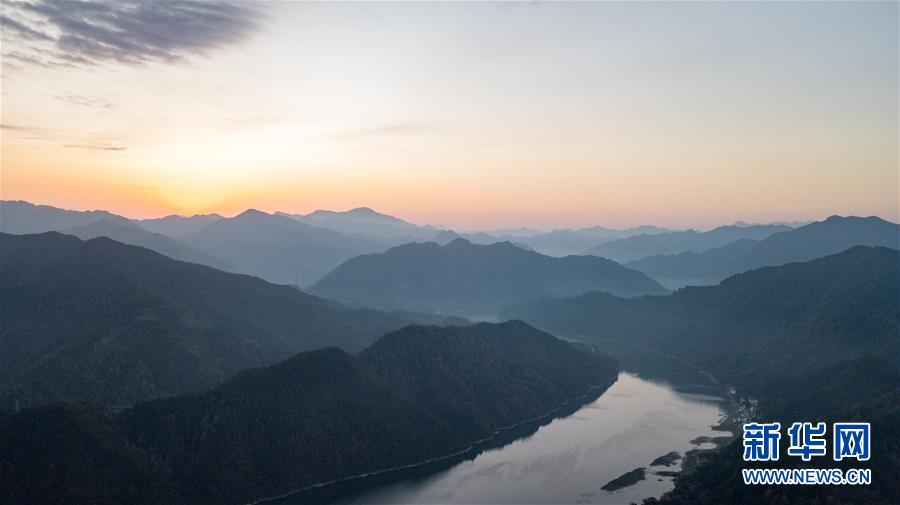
top-left (822, 214), bottom-right (876, 223)
top-left (348, 207), bottom-right (378, 215)
top-left (235, 208), bottom-right (270, 219)
top-left (445, 237), bottom-right (472, 248)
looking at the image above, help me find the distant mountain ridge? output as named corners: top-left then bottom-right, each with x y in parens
top-left (0, 200), bottom-right (133, 234)
top-left (137, 213), bottom-right (223, 238)
top-left (431, 225), bottom-right (675, 257)
top-left (582, 223), bottom-right (793, 263)
top-left (279, 207), bottom-right (439, 243)
top-left (0, 232), bottom-right (447, 408)
top-left (63, 219), bottom-right (232, 270)
top-left (312, 238), bottom-right (668, 314)
top-left (627, 215), bottom-right (900, 288)
top-left (0, 321), bottom-right (617, 505)
top-left (185, 209), bottom-right (387, 285)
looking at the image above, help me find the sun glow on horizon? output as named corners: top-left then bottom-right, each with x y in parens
top-left (1, 1), bottom-right (897, 229)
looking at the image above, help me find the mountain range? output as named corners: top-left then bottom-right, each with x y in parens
top-left (582, 223), bottom-right (793, 263)
top-left (185, 209), bottom-right (387, 285)
top-left (626, 215), bottom-right (900, 288)
top-left (63, 218), bottom-right (232, 270)
top-left (501, 245), bottom-right (899, 394)
top-left (0, 200), bottom-right (133, 234)
top-left (278, 207), bottom-right (438, 243)
top-left (431, 225), bottom-right (674, 257)
top-left (312, 238), bottom-right (669, 314)
top-left (0, 232), bottom-right (449, 409)
top-left (136, 213), bottom-right (223, 239)
top-left (0, 321), bottom-right (617, 505)
top-left (0, 201), bottom-right (654, 281)
top-left (1, 200), bottom-right (898, 505)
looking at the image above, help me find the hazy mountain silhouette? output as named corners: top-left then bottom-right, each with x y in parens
top-left (582, 223), bottom-right (793, 263)
top-left (431, 226), bottom-right (674, 257)
top-left (627, 216), bottom-right (900, 288)
top-left (312, 238), bottom-right (668, 314)
top-left (186, 209), bottom-right (387, 285)
top-left (0, 200), bottom-right (133, 234)
top-left (64, 219), bottom-right (232, 270)
top-left (137, 213), bottom-right (223, 238)
top-left (0, 232), bottom-right (445, 408)
top-left (502, 245), bottom-right (899, 387)
top-left (430, 229), bottom-right (499, 246)
top-left (483, 226), bottom-right (544, 237)
top-left (508, 226), bottom-right (672, 257)
top-left (280, 207), bottom-right (437, 242)
top-left (0, 321), bottom-right (617, 505)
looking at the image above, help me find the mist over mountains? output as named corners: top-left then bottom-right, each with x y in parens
top-left (64, 219), bottom-right (233, 271)
top-left (582, 223), bottom-right (794, 263)
top-left (186, 209), bottom-right (387, 285)
top-left (0, 200), bottom-right (675, 283)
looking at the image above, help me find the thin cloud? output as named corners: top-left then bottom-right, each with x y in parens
top-left (62, 142), bottom-right (126, 151)
top-left (0, 123), bottom-right (53, 133)
top-left (54, 93), bottom-right (113, 109)
top-left (2, 124), bottom-right (126, 148)
top-left (1, 1), bottom-right (264, 68)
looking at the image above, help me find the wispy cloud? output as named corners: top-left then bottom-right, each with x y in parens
top-left (2, 124), bottom-right (127, 149)
top-left (1, 0), bottom-right (264, 68)
top-left (62, 142), bottom-right (126, 151)
top-left (0, 123), bottom-right (54, 134)
top-left (54, 93), bottom-right (113, 109)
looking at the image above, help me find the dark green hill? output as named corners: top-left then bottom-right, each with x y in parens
top-left (0, 402), bottom-right (185, 505)
top-left (360, 321), bottom-right (617, 439)
top-left (0, 322), bottom-right (617, 505)
top-left (503, 246), bottom-right (899, 386)
top-left (118, 347), bottom-right (469, 505)
top-left (0, 232), bottom-right (441, 408)
top-left (312, 238), bottom-right (668, 314)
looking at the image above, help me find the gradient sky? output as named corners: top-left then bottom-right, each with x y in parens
top-left (1, 1), bottom-right (897, 230)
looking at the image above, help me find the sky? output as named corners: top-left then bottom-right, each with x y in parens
top-left (1, 1), bottom-right (898, 230)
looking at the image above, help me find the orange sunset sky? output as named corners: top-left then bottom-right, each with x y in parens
top-left (1, 1), bottom-right (898, 230)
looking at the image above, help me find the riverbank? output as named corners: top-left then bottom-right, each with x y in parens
top-left (552, 330), bottom-right (738, 485)
top-left (255, 379), bottom-right (618, 505)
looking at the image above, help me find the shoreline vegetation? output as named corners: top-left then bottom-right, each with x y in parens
top-left (256, 380), bottom-right (617, 504)
top-left (602, 467), bottom-right (647, 492)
